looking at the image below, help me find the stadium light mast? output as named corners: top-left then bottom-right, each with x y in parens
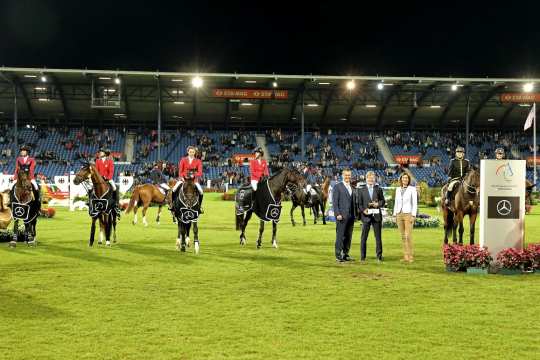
top-left (0, 73), bottom-right (18, 154)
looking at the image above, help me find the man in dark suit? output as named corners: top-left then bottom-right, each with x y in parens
top-left (332, 169), bottom-right (355, 262)
top-left (356, 171), bottom-right (386, 263)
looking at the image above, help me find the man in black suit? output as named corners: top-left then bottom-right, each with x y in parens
top-left (332, 169), bottom-right (355, 262)
top-left (356, 171), bottom-right (386, 263)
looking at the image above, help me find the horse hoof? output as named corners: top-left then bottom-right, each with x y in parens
top-left (156, 222), bottom-right (160, 226)
top-left (272, 242), bottom-right (278, 249)
top-left (303, 223), bottom-right (306, 226)
top-left (186, 237), bottom-right (190, 247)
top-left (194, 241), bottom-right (200, 254)
top-left (181, 246), bottom-right (186, 252)
top-left (106, 241), bottom-right (111, 247)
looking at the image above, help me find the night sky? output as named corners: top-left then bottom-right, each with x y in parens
top-left (1, 0), bottom-right (540, 77)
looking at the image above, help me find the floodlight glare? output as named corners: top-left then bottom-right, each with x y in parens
top-left (192, 76), bottom-right (203, 88)
top-left (523, 82), bottom-right (534, 93)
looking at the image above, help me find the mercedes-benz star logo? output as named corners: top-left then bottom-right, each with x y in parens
top-left (496, 200), bottom-right (512, 216)
top-left (270, 208), bottom-right (280, 218)
top-left (186, 211), bottom-right (194, 219)
top-left (95, 202), bottom-right (104, 210)
top-left (14, 207), bottom-right (25, 217)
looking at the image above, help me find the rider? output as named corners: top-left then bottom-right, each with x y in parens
top-left (444, 146), bottom-right (470, 206)
top-left (95, 148), bottom-right (120, 211)
top-left (495, 147), bottom-right (505, 160)
top-left (12, 145), bottom-right (40, 202)
top-left (249, 147), bottom-right (269, 191)
top-left (151, 161), bottom-right (170, 194)
top-left (174, 146), bottom-right (204, 211)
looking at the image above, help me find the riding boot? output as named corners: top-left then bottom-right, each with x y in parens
top-left (199, 193), bottom-right (204, 214)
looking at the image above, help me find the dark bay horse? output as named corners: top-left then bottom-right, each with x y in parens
top-left (235, 168), bottom-right (308, 249)
top-left (74, 162), bottom-right (118, 247)
top-left (290, 176), bottom-right (330, 226)
top-left (441, 168), bottom-right (480, 244)
top-left (10, 171), bottom-right (40, 247)
top-left (125, 179), bottom-right (177, 226)
top-left (172, 173), bottom-right (200, 253)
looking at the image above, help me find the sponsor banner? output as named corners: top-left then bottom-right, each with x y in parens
top-left (54, 176), bottom-right (70, 193)
top-left (526, 156), bottom-right (540, 166)
top-left (118, 176), bottom-right (134, 194)
top-left (480, 160), bottom-right (526, 258)
top-left (394, 155), bottom-right (422, 165)
top-left (500, 93), bottom-right (540, 103)
top-left (0, 174), bottom-right (14, 192)
top-left (212, 88), bottom-right (288, 100)
top-left (233, 153), bottom-right (256, 165)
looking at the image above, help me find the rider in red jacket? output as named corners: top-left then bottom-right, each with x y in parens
top-left (12, 145), bottom-right (40, 201)
top-left (173, 146), bottom-right (204, 210)
top-left (249, 147), bottom-right (269, 191)
top-left (96, 148), bottom-right (119, 208)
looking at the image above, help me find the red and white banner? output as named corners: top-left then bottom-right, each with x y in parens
top-left (394, 155), bottom-right (422, 165)
top-left (233, 153), bottom-right (256, 165)
top-left (213, 89), bottom-right (288, 100)
top-left (500, 93), bottom-right (540, 103)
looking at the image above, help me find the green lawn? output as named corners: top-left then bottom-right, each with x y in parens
top-left (1, 193), bottom-right (539, 360)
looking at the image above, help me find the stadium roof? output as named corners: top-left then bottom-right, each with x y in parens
top-left (1, 66), bottom-right (539, 130)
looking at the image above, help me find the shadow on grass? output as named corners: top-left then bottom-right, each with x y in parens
top-left (119, 243), bottom-right (197, 265)
top-left (0, 288), bottom-right (71, 320)
top-left (41, 243), bottom-right (130, 265)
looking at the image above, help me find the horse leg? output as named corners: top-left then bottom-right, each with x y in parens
top-left (240, 211), bottom-right (252, 245)
top-left (180, 223), bottom-right (187, 252)
top-left (455, 212), bottom-right (464, 245)
top-left (272, 221), bottom-right (278, 248)
top-left (313, 202), bottom-right (318, 225)
top-left (301, 205), bottom-right (306, 226)
top-left (469, 213), bottom-right (478, 245)
top-left (105, 215), bottom-right (112, 247)
top-left (142, 205), bottom-right (149, 227)
top-left (193, 222), bottom-right (199, 254)
top-left (89, 217), bottom-right (97, 247)
top-left (132, 205), bottom-right (138, 225)
top-left (321, 201), bottom-right (327, 225)
top-left (10, 220), bottom-right (18, 247)
top-left (257, 220), bottom-right (265, 249)
top-left (112, 213), bottom-right (117, 243)
top-left (98, 220), bottom-right (105, 245)
top-left (442, 209), bottom-right (449, 245)
top-left (176, 221), bottom-right (182, 251)
top-left (290, 203), bottom-right (297, 226)
top-left (156, 205), bottom-right (162, 225)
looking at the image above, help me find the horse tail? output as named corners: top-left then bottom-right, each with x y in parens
top-left (125, 186), bottom-right (140, 214)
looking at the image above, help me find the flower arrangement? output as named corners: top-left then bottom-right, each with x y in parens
top-left (527, 243), bottom-right (540, 270)
top-left (383, 214), bottom-right (440, 228)
top-left (39, 207), bottom-right (56, 218)
top-left (496, 248), bottom-right (524, 270)
top-left (443, 244), bottom-right (492, 271)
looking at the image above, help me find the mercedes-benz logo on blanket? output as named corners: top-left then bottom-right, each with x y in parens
top-left (185, 211), bottom-right (195, 219)
top-left (270, 208), bottom-right (280, 218)
top-left (95, 202), bottom-right (104, 210)
top-left (496, 200), bottom-right (511, 216)
top-left (14, 207), bottom-right (25, 217)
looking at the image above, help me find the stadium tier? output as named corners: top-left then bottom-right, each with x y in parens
top-left (0, 127), bottom-right (537, 187)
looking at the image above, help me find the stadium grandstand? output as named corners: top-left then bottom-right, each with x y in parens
top-left (0, 67), bottom-right (539, 188)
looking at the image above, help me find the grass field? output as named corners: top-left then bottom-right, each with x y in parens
top-left (1, 193), bottom-right (539, 360)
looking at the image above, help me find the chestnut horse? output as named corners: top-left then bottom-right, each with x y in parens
top-left (125, 179), bottom-right (176, 226)
top-left (73, 161), bottom-right (118, 247)
top-left (441, 168), bottom-right (480, 244)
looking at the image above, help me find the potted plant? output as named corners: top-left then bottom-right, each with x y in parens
top-left (496, 248), bottom-right (523, 275)
top-left (443, 244), bottom-right (466, 272)
top-left (464, 245), bottom-right (492, 275)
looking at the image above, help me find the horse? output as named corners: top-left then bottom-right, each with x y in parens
top-left (235, 168), bottom-right (308, 249)
top-left (125, 179), bottom-right (176, 226)
top-left (9, 170), bottom-right (40, 247)
top-left (525, 179), bottom-right (534, 214)
top-left (172, 173), bottom-right (201, 254)
top-left (441, 168), bottom-right (480, 245)
top-left (73, 161), bottom-right (118, 247)
top-left (290, 176), bottom-right (331, 226)
top-left (0, 191), bottom-right (11, 230)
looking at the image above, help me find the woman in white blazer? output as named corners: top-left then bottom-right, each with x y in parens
top-left (393, 173), bottom-right (418, 263)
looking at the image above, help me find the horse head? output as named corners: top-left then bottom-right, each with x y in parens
top-left (15, 170), bottom-right (33, 203)
top-left (179, 171), bottom-right (199, 208)
top-left (73, 158), bottom-right (95, 185)
top-left (283, 168), bottom-right (309, 203)
top-left (463, 167), bottom-right (481, 199)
